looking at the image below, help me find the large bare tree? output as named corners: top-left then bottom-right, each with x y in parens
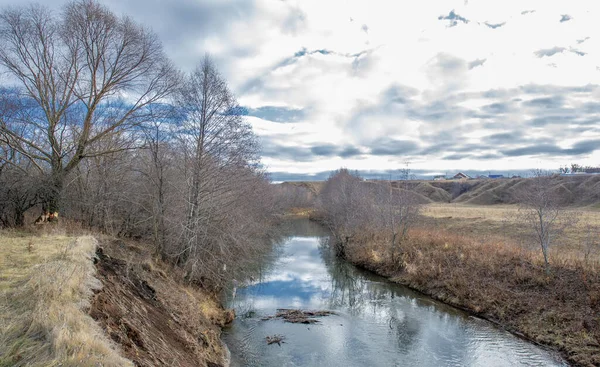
top-left (0, 0), bottom-right (178, 215)
top-left (173, 55), bottom-right (263, 282)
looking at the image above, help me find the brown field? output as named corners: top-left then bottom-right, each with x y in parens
top-left (421, 203), bottom-right (600, 259)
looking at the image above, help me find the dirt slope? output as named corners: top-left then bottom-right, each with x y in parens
top-left (90, 239), bottom-right (231, 367)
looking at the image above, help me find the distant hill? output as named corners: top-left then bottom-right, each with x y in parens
top-left (400, 175), bottom-right (600, 207)
top-left (282, 175), bottom-right (600, 208)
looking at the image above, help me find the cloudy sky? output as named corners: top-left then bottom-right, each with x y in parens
top-left (2, 0), bottom-right (599, 180)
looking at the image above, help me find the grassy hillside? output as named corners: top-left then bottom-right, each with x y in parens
top-left (286, 175), bottom-right (600, 208)
top-left (419, 175), bottom-right (600, 207)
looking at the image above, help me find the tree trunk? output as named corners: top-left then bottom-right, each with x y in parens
top-left (542, 243), bottom-right (550, 274)
top-left (44, 172), bottom-right (64, 219)
top-left (14, 208), bottom-right (24, 227)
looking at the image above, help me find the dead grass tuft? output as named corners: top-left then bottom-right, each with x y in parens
top-left (0, 232), bottom-right (131, 367)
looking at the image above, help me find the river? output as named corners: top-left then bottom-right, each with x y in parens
top-left (222, 219), bottom-right (567, 367)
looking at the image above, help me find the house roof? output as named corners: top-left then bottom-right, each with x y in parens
top-left (453, 172), bottom-right (470, 178)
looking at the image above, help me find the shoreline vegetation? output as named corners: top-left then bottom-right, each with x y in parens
top-left (310, 169), bottom-right (600, 367)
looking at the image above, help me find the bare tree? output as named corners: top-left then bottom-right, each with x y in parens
top-left (0, 0), bottom-right (179, 216)
top-left (374, 168), bottom-right (422, 262)
top-left (516, 169), bottom-right (575, 273)
top-left (170, 55), bottom-right (268, 285)
top-left (319, 169), bottom-right (374, 256)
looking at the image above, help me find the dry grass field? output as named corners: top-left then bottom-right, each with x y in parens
top-left (421, 203), bottom-right (600, 262)
top-left (0, 230), bottom-right (131, 367)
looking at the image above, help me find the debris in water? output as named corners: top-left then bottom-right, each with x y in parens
top-left (266, 334), bottom-right (286, 346)
top-left (261, 308), bottom-right (336, 324)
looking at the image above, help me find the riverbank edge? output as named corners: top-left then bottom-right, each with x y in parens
top-left (354, 258), bottom-right (564, 356)
top-left (89, 236), bottom-right (234, 367)
top-left (308, 214), bottom-right (598, 367)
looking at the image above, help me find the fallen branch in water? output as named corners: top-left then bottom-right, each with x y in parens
top-left (261, 308), bottom-right (337, 324)
top-left (266, 334), bottom-right (286, 346)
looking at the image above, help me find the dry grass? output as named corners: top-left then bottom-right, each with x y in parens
top-left (0, 231), bottom-right (132, 367)
top-left (422, 203), bottom-right (600, 256)
top-left (343, 225), bottom-right (600, 366)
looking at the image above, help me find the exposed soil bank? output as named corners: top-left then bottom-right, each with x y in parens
top-left (90, 238), bottom-right (232, 367)
top-left (332, 228), bottom-right (600, 367)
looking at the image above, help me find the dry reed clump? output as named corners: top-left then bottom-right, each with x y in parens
top-left (343, 227), bottom-right (600, 367)
top-left (0, 233), bottom-right (132, 367)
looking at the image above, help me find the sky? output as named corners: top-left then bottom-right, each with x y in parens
top-left (1, 0), bottom-right (599, 180)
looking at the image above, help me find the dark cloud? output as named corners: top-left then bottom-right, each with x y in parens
top-left (503, 140), bottom-right (599, 157)
top-left (481, 102), bottom-right (513, 114)
top-left (483, 132), bottom-right (532, 145)
top-left (340, 146), bottom-right (363, 158)
top-left (527, 115), bottom-right (573, 127)
top-left (442, 153), bottom-right (473, 160)
top-left (98, 0), bottom-right (257, 71)
top-left (484, 22), bottom-right (505, 29)
top-left (503, 144), bottom-right (564, 157)
top-left (260, 140), bottom-right (314, 162)
top-left (369, 138), bottom-right (420, 156)
top-left (468, 58), bottom-right (486, 69)
top-left (534, 47), bottom-right (566, 58)
top-left (560, 14), bottom-right (572, 23)
top-left (570, 139), bottom-right (600, 154)
top-left (260, 137), bottom-right (364, 162)
top-left (438, 10), bottom-right (469, 27)
top-left (522, 95), bottom-right (565, 108)
top-left (310, 144), bottom-right (338, 156)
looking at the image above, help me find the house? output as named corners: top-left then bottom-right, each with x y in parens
top-left (488, 174), bottom-right (504, 179)
top-left (453, 172), bottom-right (470, 180)
top-left (476, 175), bottom-right (489, 179)
top-left (433, 175), bottom-right (446, 181)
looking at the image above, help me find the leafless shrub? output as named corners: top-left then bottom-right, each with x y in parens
top-left (372, 179), bottom-right (422, 262)
top-left (515, 169), bottom-right (578, 272)
top-left (319, 169), bottom-right (375, 256)
top-left (272, 182), bottom-right (315, 212)
top-left (319, 168), bottom-right (422, 261)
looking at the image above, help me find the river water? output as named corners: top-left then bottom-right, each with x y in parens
top-left (222, 219), bottom-right (567, 367)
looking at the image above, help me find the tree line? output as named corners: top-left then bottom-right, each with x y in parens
top-left (0, 0), bottom-right (279, 288)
